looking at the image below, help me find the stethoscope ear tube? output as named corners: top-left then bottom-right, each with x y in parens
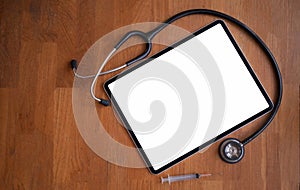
top-left (114, 30), bottom-right (152, 66)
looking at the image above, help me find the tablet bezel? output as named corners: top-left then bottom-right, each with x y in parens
top-left (103, 20), bottom-right (273, 174)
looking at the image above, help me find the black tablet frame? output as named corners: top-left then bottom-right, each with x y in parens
top-left (104, 20), bottom-right (273, 174)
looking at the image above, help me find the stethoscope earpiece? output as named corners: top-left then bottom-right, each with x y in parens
top-left (219, 138), bottom-right (244, 164)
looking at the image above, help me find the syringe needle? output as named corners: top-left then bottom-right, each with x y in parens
top-left (161, 173), bottom-right (212, 184)
top-left (199, 173), bottom-right (212, 177)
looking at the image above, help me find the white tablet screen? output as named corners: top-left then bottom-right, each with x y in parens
top-left (105, 20), bottom-right (272, 173)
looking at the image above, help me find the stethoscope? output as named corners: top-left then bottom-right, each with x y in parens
top-left (71, 9), bottom-right (283, 164)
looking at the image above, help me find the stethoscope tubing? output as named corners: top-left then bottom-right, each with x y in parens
top-left (73, 9), bottom-right (283, 149)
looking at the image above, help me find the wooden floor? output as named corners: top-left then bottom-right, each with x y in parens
top-left (0, 0), bottom-right (299, 189)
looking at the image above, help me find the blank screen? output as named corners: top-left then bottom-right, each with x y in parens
top-left (106, 21), bottom-right (271, 171)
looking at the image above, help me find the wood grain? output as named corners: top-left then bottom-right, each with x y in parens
top-left (0, 0), bottom-right (299, 189)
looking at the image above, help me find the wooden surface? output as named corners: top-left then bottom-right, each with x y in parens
top-left (0, 0), bottom-right (299, 189)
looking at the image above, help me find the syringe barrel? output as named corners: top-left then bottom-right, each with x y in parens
top-left (168, 174), bottom-right (197, 183)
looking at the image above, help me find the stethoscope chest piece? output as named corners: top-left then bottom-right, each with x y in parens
top-left (219, 138), bottom-right (244, 164)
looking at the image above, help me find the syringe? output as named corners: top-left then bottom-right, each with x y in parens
top-left (161, 173), bottom-right (212, 184)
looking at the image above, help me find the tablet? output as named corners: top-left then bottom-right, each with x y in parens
top-left (104, 20), bottom-right (273, 174)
